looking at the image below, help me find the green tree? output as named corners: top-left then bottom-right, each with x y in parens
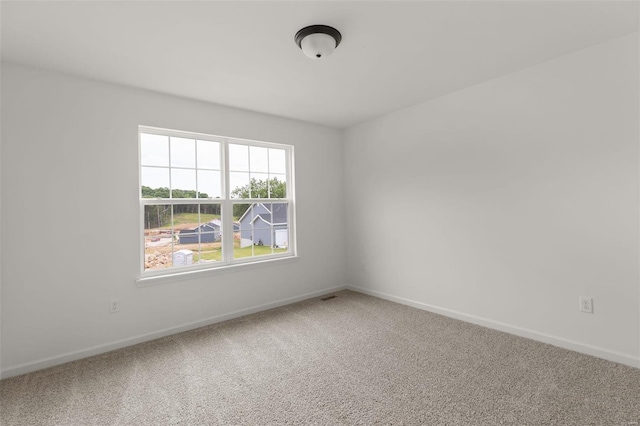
top-left (142, 186), bottom-right (220, 228)
top-left (141, 186), bottom-right (210, 199)
top-left (144, 204), bottom-right (171, 229)
top-left (231, 178), bottom-right (286, 218)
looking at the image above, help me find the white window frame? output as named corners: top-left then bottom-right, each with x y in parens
top-left (137, 126), bottom-right (296, 283)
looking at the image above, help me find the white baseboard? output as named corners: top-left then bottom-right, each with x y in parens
top-left (1, 285), bottom-right (347, 379)
top-left (347, 285), bottom-right (640, 369)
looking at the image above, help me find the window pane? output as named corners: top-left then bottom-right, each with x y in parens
top-left (143, 204), bottom-right (172, 230)
top-left (234, 202), bottom-right (288, 259)
top-left (234, 203), bottom-right (251, 221)
top-left (170, 137), bottom-right (196, 168)
top-left (250, 146), bottom-right (269, 173)
top-left (197, 140), bottom-right (220, 170)
top-left (261, 202), bottom-right (289, 253)
top-left (141, 133), bottom-right (169, 167)
top-left (197, 170), bottom-right (221, 199)
top-left (172, 206), bottom-right (199, 267)
top-left (269, 174), bottom-right (287, 198)
top-left (145, 236), bottom-right (173, 271)
top-left (195, 234), bottom-right (222, 263)
top-left (197, 203), bottom-right (222, 227)
top-left (230, 172), bottom-right (250, 198)
top-left (174, 204), bottom-right (222, 265)
top-left (171, 169), bottom-right (197, 197)
top-left (269, 202), bottom-right (289, 251)
top-left (144, 204), bottom-right (174, 271)
top-left (172, 204), bottom-right (218, 234)
top-left (234, 202), bottom-right (252, 258)
top-left (172, 204), bottom-right (198, 236)
top-left (229, 144), bottom-right (249, 171)
top-left (269, 148), bottom-right (286, 174)
top-left (251, 173), bottom-right (269, 198)
top-left (141, 167), bottom-right (170, 197)
top-left (236, 213), bottom-right (255, 259)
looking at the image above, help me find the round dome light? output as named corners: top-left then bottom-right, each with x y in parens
top-left (295, 25), bottom-right (342, 59)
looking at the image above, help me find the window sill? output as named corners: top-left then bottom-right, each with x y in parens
top-left (136, 255), bottom-right (300, 287)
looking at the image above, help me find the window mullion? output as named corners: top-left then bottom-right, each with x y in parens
top-left (267, 148), bottom-right (271, 199)
top-left (142, 198), bottom-right (204, 205)
top-left (168, 137), bottom-right (173, 198)
top-left (222, 140), bottom-right (234, 264)
top-left (170, 204), bottom-right (175, 268)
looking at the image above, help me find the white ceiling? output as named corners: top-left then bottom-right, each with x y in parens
top-left (2, 1), bottom-right (638, 129)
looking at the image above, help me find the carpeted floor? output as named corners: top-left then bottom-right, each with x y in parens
top-left (1, 290), bottom-right (639, 425)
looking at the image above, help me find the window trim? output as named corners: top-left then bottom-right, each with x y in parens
top-left (138, 126), bottom-right (296, 281)
top-left (135, 255), bottom-right (300, 286)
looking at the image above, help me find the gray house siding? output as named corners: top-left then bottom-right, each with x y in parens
top-left (239, 203), bottom-right (288, 247)
top-left (247, 217), bottom-right (272, 246)
top-left (178, 223), bottom-right (220, 244)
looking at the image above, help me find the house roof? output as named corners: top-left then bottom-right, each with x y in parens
top-left (239, 203), bottom-right (288, 226)
top-left (179, 223), bottom-right (219, 234)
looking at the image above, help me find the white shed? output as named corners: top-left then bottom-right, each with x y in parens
top-left (173, 249), bottom-right (193, 266)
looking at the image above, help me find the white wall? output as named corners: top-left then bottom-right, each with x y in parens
top-left (2, 33), bottom-right (638, 377)
top-left (0, 63), bottom-right (346, 376)
top-left (344, 33), bottom-right (640, 367)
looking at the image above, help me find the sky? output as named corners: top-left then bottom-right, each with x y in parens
top-left (140, 133), bottom-right (287, 198)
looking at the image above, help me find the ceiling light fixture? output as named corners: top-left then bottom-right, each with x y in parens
top-left (295, 25), bottom-right (342, 59)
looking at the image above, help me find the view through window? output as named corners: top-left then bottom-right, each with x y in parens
top-left (140, 127), bottom-right (294, 275)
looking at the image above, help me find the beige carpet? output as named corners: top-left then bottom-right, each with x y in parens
top-left (1, 290), bottom-right (639, 425)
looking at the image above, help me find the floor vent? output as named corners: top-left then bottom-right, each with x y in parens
top-left (320, 295), bottom-right (337, 301)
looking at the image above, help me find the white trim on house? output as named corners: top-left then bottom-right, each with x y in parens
top-left (249, 214), bottom-right (287, 227)
top-left (238, 202), bottom-right (287, 225)
top-left (237, 202), bottom-right (266, 223)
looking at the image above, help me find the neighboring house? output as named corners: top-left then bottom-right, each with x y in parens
top-left (239, 203), bottom-right (288, 247)
top-left (213, 219), bottom-right (240, 232)
top-left (178, 222), bottom-right (221, 244)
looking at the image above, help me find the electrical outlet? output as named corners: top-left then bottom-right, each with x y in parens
top-left (110, 299), bottom-right (120, 313)
top-left (579, 297), bottom-right (593, 314)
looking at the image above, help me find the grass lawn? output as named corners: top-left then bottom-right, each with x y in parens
top-left (194, 248), bottom-right (222, 262)
top-left (161, 213), bottom-right (220, 229)
top-left (193, 245), bottom-right (287, 261)
top-left (181, 237), bottom-right (288, 262)
top-left (233, 245), bottom-right (288, 258)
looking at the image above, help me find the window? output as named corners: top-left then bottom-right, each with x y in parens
top-left (139, 126), bottom-right (295, 278)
